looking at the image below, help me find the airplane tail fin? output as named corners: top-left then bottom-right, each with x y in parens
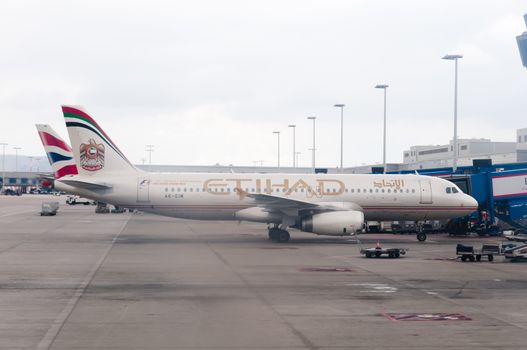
top-left (36, 124), bottom-right (78, 179)
top-left (62, 105), bottom-right (138, 176)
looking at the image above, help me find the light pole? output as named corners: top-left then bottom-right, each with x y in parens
top-left (374, 85), bottom-right (389, 173)
top-left (35, 157), bottom-right (41, 172)
top-left (295, 152), bottom-right (301, 168)
top-left (333, 104), bottom-right (345, 171)
top-left (442, 54), bottom-right (463, 173)
top-left (288, 124), bottom-right (296, 167)
top-left (307, 116), bottom-right (316, 172)
top-left (13, 147), bottom-right (21, 172)
top-left (0, 143), bottom-right (7, 193)
top-left (146, 145), bottom-right (155, 172)
top-left (272, 131), bottom-right (281, 168)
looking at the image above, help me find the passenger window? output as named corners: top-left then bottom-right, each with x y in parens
top-left (387, 189), bottom-right (391, 193)
top-left (351, 189), bottom-right (354, 193)
top-left (177, 188), bottom-right (181, 192)
top-left (184, 188), bottom-right (187, 192)
top-left (406, 189), bottom-right (409, 193)
top-left (381, 189), bottom-right (385, 193)
top-left (357, 189), bottom-right (361, 193)
top-left (375, 189), bottom-right (379, 193)
top-left (446, 187), bottom-right (451, 194)
top-left (369, 189), bottom-right (373, 193)
top-left (412, 189), bottom-right (415, 193)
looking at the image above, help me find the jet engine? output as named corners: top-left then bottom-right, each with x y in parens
top-left (300, 210), bottom-right (364, 236)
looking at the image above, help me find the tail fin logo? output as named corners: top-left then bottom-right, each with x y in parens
top-left (80, 139), bottom-right (105, 171)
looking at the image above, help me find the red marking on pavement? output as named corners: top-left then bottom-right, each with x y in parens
top-left (384, 313), bottom-right (472, 321)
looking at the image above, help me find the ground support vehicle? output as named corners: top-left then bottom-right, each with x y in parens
top-left (504, 244), bottom-right (527, 262)
top-left (66, 195), bottom-right (95, 205)
top-left (40, 202), bottom-right (59, 216)
top-left (456, 243), bottom-right (500, 262)
top-left (360, 245), bottom-right (407, 259)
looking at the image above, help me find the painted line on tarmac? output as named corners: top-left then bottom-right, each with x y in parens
top-left (0, 208), bottom-right (35, 218)
top-left (36, 215), bottom-right (131, 350)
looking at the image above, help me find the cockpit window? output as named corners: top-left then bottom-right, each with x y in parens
top-left (446, 187), bottom-right (451, 194)
top-left (452, 187), bottom-right (459, 193)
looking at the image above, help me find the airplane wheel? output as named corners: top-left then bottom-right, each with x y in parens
top-left (276, 230), bottom-right (290, 243)
top-left (417, 232), bottom-right (427, 242)
top-left (268, 229), bottom-right (279, 241)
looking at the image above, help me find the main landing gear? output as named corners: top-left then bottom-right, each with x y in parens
top-left (268, 227), bottom-right (290, 243)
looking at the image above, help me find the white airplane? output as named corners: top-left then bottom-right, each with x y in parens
top-left (47, 105), bottom-right (478, 242)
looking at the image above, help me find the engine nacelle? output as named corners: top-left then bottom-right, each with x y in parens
top-left (301, 210), bottom-right (364, 236)
top-left (234, 207), bottom-right (282, 223)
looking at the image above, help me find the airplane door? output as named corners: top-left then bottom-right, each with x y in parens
top-left (137, 178), bottom-right (150, 202)
top-left (419, 179), bottom-right (433, 204)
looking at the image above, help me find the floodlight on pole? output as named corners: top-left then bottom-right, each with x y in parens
top-left (442, 54), bottom-right (463, 173)
top-left (288, 124), bottom-right (296, 167)
top-left (13, 147), bottom-right (21, 172)
top-left (295, 152), bottom-right (301, 167)
top-left (35, 157), bottom-right (41, 172)
top-left (146, 144), bottom-right (155, 172)
top-left (374, 85), bottom-right (389, 173)
top-left (0, 143), bottom-right (7, 193)
top-left (272, 131), bottom-right (281, 168)
top-left (333, 104), bottom-right (345, 171)
top-left (307, 116), bottom-right (316, 172)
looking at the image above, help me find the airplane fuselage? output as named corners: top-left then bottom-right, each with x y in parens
top-left (57, 172), bottom-right (477, 222)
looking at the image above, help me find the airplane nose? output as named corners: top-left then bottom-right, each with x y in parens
top-left (464, 195), bottom-right (478, 211)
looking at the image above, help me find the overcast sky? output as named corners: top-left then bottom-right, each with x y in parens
top-left (1, 0), bottom-right (527, 168)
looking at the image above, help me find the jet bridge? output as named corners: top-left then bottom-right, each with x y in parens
top-left (390, 160), bottom-right (527, 235)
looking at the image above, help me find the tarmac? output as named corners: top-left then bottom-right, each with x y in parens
top-left (1, 194), bottom-right (527, 349)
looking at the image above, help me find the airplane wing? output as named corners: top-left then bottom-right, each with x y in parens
top-left (57, 178), bottom-right (113, 191)
top-left (235, 188), bottom-right (362, 215)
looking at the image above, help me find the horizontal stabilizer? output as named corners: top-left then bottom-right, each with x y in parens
top-left (58, 178), bottom-right (113, 190)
